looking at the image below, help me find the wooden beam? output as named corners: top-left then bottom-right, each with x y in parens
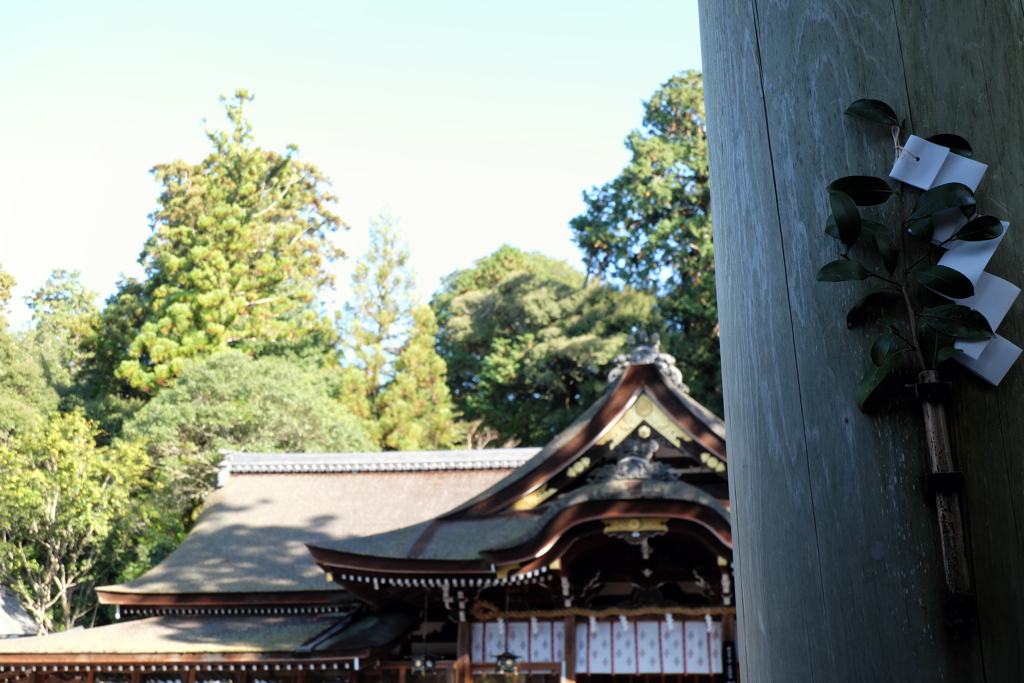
top-left (455, 622), bottom-right (473, 683)
top-left (561, 617), bottom-right (575, 683)
top-left (698, 0), bottom-right (1024, 680)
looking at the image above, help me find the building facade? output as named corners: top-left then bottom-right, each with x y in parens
top-left (0, 341), bottom-right (736, 683)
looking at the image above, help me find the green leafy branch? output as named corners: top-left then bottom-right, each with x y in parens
top-left (817, 99), bottom-right (1002, 410)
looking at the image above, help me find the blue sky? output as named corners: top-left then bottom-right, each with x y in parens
top-left (0, 1), bottom-right (702, 328)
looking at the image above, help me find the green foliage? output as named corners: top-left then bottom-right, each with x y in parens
top-left (120, 350), bottom-right (376, 524)
top-left (92, 90), bottom-right (345, 395)
top-left (568, 71), bottom-right (720, 413)
top-left (818, 99), bottom-right (1001, 410)
top-left (0, 412), bottom-right (150, 633)
top-left (0, 263), bottom-right (60, 440)
top-left (375, 305), bottom-right (459, 450)
top-left (338, 215), bottom-right (458, 450)
top-left (433, 246), bottom-right (661, 446)
top-left (22, 270), bottom-right (100, 403)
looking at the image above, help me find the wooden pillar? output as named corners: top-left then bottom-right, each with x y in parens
top-left (456, 622), bottom-right (473, 683)
top-left (561, 617), bottom-right (575, 683)
top-left (699, 1), bottom-right (1024, 681)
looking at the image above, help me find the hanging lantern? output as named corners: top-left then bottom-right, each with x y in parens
top-left (411, 649), bottom-right (438, 675)
top-left (494, 651), bottom-right (519, 675)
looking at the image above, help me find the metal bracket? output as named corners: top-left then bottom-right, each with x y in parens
top-left (927, 471), bottom-right (965, 494)
top-left (915, 381), bottom-right (953, 403)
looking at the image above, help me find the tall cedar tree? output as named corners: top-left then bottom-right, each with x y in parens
top-left (432, 246), bottom-right (660, 446)
top-left (569, 71), bottom-right (721, 415)
top-left (338, 215), bottom-right (458, 450)
top-left (87, 90), bottom-right (344, 395)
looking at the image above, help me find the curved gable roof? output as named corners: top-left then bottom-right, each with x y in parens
top-left (308, 362), bottom-right (729, 577)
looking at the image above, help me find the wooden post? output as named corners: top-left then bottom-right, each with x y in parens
top-left (700, 1), bottom-right (1024, 681)
top-left (561, 617), bottom-right (575, 683)
top-left (456, 621), bottom-right (473, 683)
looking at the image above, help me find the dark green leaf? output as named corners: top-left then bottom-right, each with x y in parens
top-left (827, 176), bottom-right (896, 206)
top-left (829, 191), bottom-right (861, 247)
top-left (912, 265), bottom-right (975, 298)
top-left (816, 260), bottom-right (871, 282)
top-left (861, 221), bottom-right (899, 274)
top-left (918, 320), bottom-right (957, 369)
top-left (920, 304), bottom-right (995, 340)
top-left (871, 332), bottom-right (901, 366)
top-left (825, 214), bottom-right (838, 239)
top-left (845, 99), bottom-right (900, 126)
top-left (906, 216), bottom-right (934, 242)
top-left (846, 288), bottom-right (899, 328)
top-left (876, 316), bottom-right (900, 330)
top-left (954, 215), bottom-right (1003, 242)
top-left (856, 350), bottom-right (906, 411)
top-left (925, 133), bottom-right (972, 158)
top-left (937, 347), bottom-right (963, 363)
top-left (910, 183), bottom-right (976, 220)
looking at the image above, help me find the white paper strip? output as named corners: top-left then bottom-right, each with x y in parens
top-left (588, 621), bottom-right (612, 673)
top-left (931, 152), bottom-right (987, 191)
top-left (684, 621), bottom-right (710, 673)
top-left (660, 619), bottom-right (684, 673)
top-left (955, 334), bottom-right (1022, 385)
top-left (611, 620), bottom-right (637, 674)
top-left (890, 135), bottom-right (949, 190)
top-left (636, 622), bottom-right (662, 673)
top-left (506, 622), bottom-right (529, 661)
top-left (936, 222), bottom-right (1008, 287)
top-left (951, 273), bottom-right (1021, 359)
top-left (471, 623), bottom-right (484, 662)
top-left (576, 622), bottom-right (589, 672)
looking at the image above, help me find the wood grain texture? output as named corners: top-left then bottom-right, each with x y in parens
top-left (697, 1), bottom-right (1024, 680)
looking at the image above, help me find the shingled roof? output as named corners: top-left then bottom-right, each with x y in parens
top-left (98, 451), bottom-right (535, 604)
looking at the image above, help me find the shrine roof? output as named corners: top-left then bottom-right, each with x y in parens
top-left (308, 360), bottom-right (731, 574)
top-left (98, 452), bottom-right (528, 600)
top-left (0, 610), bottom-right (415, 661)
top-left (0, 614), bottom-right (347, 656)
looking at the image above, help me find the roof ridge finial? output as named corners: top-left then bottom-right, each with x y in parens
top-left (608, 330), bottom-right (688, 391)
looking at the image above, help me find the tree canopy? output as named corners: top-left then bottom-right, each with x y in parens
top-left (338, 215), bottom-right (458, 450)
top-left (569, 71), bottom-right (721, 413)
top-left (433, 245), bottom-right (660, 446)
top-left (90, 90), bottom-right (345, 394)
top-left (0, 263), bottom-right (59, 440)
top-left (0, 412), bottom-right (149, 633)
top-left (120, 350), bottom-right (376, 520)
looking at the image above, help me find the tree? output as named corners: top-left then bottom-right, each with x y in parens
top-left (0, 411), bottom-right (149, 633)
top-left (569, 72), bottom-right (720, 414)
top-left (23, 270), bottom-right (99, 399)
top-left (374, 305), bottom-right (458, 450)
top-left (338, 215), bottom-right (459, 450)
top-left (120, 350), bottom-right (376, 528)
top-left (0, 263), bottom-right (59, 441)
top-left (701, 2), bottom-right (1024, 680)
top-left (91, 90), bottom-right (345, 394)
top-left (433, 246), bottom-right (660, 446)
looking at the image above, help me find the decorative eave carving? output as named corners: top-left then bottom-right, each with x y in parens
top-left (607, 331), bottom-right (688, 392)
